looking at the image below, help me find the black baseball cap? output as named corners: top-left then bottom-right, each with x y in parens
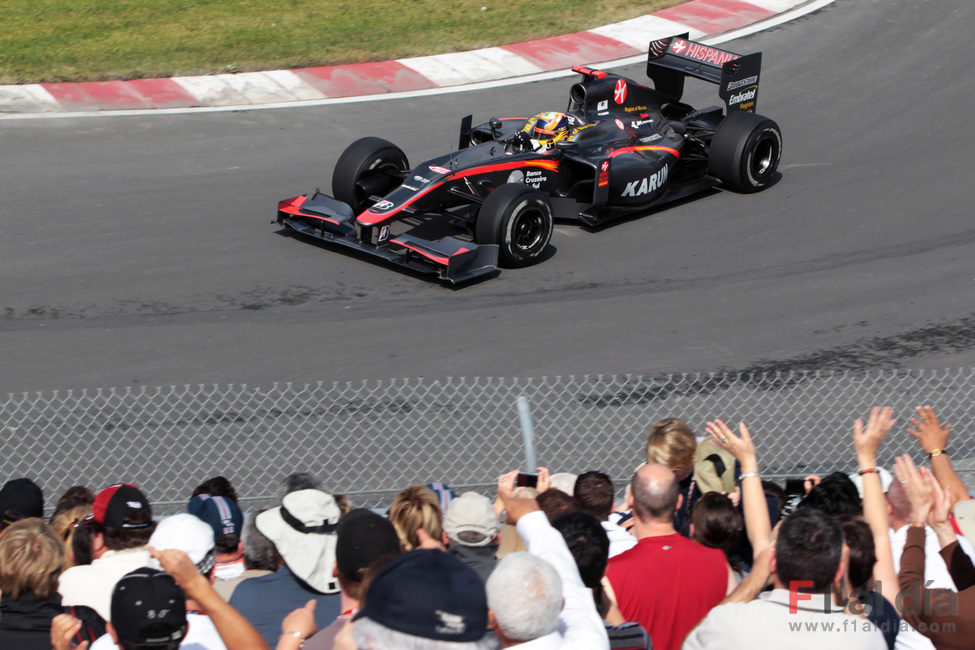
top-left (335, 508), bottom-right (401, 579)
top-left (111, 568), bottom-right (186, 647)
top-left (0, 478), bottom-right (43, 530)
top-left (87, 484), bottom-right (151, 528)
top-left (355, 549), bottom-right (487, 642)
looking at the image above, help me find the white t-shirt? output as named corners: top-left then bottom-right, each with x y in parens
top-left (59, 547), bottom-right (152, 621)
top-left (601, 520), bottom-right (637, 558)
top-left (889, 525), bottom-right (975, 589)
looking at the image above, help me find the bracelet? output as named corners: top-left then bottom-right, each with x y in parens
top-left (281, 631), bottom-right (307, 647)
top-left (739, 472), bottom-right (760, 480)
top-left (858, 468), bottom-right (879, 476)
top-left (928, 448), bottom-right (949, 459)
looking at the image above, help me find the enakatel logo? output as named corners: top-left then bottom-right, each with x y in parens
top-left (729, 88), bottom-right (757, 105)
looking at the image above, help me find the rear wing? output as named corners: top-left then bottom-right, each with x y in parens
top-left (646, 34), bottom-right (762, 113)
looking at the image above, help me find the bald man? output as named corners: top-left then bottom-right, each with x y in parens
top-left (605, 464), bottom-right (732, 650)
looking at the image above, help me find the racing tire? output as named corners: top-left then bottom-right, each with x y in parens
top-left (475, 183), bottom-right (554, 268)
top-left (708, 111), bottom-right (782, 193)
top-left (332, 137), bottom-right (408, 214)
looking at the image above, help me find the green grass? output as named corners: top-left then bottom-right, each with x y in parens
top-left (0, 0), bottom-right (684, 84)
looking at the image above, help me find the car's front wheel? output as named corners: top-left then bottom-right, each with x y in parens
top-left (332, 137), bottom-right (408, 214)
top-left (475, 183), bottom-right (554, 267)
top-left (708, 111), bottom-right (782, 193)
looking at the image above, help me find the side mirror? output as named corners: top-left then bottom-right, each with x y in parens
top-left (489, 117), bottom-right (502, 141)
top-left (555, 140), bottom-right (578, 151)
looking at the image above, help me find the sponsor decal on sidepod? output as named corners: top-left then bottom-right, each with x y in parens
top-left (621, 165), bottom-right (669, 197)
top-left (525, 169), bottom-right (547, 188)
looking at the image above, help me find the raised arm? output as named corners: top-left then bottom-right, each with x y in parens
top-left (893, 455), bottom-right (968, 644)
top-left (918, 466), bottom-right (975, 595)
top-left (706, 419), bottom-right (772, 557)
top-left (852, 406), bottom-right (899, 608)
top-left (149, 546), bottom-right (271, 650)
top-left (498, 470), bottom-right (610, 650)
top-left (720, 526), bottom-right (775, 604)
top-left (907, 405), bottom-right (970, 507)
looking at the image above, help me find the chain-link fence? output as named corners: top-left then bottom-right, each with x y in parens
top-left (3, 369), bottom-right (975, 514)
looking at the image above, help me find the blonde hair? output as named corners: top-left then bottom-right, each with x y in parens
top-left (388, 485), bottom-right (443, 551)
top-left (0, 517), bottom-right (65, 599)
top-left (645, 417), bottom-right (697, 472)
top-left (50, 504), bottom-right (92, 570)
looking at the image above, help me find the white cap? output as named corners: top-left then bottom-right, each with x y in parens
top-left (148, 513), bottom-right (216, 575)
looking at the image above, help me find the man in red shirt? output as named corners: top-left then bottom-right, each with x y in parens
top-left (605, 463), bottom-right (732, 650)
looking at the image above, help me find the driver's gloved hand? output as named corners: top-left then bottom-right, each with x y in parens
top-left (511, 131), bottom-right (532, 150)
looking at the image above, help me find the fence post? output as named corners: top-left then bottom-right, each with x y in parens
top-left (517, 395), bottom-right (537, 471)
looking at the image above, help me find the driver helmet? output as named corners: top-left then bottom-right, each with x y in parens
top-left (521, 111), bottom-right (571, 146)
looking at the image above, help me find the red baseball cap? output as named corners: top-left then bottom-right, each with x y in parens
top-left (87, 484), bottom-right (151, 528)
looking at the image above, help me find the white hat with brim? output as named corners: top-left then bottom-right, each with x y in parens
top-left (256, 489), bottom-right (341, 593)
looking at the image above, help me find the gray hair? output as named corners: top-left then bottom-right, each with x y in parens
top-left (548, 473), bottom-right (578, 496)
top-left (352, 618), bottom-right (496, 650)
top-left (485, 552), bottom-right (561, 642)
top-left (281, 472), bottom-right (321, 499)
top-left (241, 511), bottom-right (281, 571)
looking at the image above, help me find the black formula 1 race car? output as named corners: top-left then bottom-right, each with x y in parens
top-left (276, 34), bottom-right (782, 283)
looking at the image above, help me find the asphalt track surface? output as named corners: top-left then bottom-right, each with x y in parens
top-left (3, 0), bottom-right (975, 396)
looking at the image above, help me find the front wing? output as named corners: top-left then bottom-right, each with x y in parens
top-left (277, 192), bottom-right (499, 284)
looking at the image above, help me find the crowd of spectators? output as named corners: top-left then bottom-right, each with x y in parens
top-left (1, 404), bottom-right (974, 649)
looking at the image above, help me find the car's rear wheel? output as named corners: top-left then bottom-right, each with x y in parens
top-left (708, 111), bottom-right (782, 193)
top-left (475, 183), bottom-right (554, 267)
top-left (332, 137), bottom-right (408, 214)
